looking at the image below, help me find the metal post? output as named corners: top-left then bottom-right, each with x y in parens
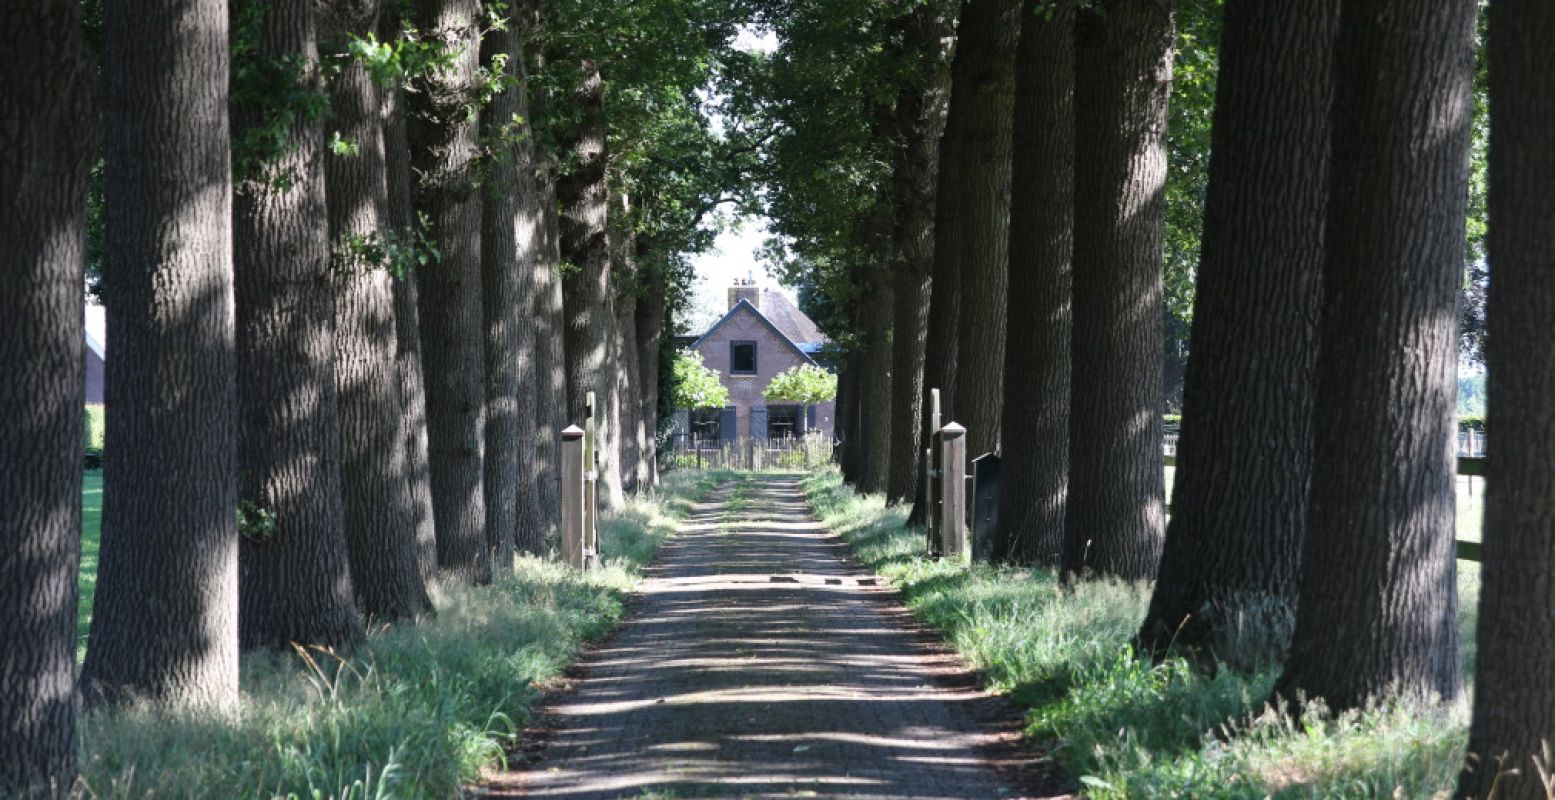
top-left (561, 426), bottom-right (586, 569)
top-left (939, 422), bottom-right (967, 560)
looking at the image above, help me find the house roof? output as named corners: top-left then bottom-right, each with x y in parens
top-left (757, 291), bottom-right (827, 348)
top-left (692, 299), bottom-right (818, 366)
top-left (85, 330), bottom-right (106, 361)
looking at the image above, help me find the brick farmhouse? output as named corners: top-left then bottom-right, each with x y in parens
top-left (678, 283), bottom-right (835, 442)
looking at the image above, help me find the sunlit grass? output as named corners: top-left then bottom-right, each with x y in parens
top-left (72, 470), bottom-right (723, 799)
top-left (804, 467), bottom-right (1474, 798)
top-left (80, 468), bottom-right (102, 660)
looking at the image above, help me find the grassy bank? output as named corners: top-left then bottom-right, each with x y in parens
top-left (803, 467), bottom-right (1473, 798)
top-left (73, 470), bottom-right (727, 799)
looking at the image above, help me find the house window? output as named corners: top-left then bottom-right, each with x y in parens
top-left (767, 405), bottom-right (801, 439)
top-left (690, 408), bottom-right (722, 441)
top-left (730, 341), bottom-right (757, 375)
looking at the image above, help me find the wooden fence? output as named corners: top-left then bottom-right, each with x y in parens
top-left (660, 431), bottom-right (834, 473)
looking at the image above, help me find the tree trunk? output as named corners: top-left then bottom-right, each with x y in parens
top-left (995, 0), bottom-right (1073, 568)
top-left (533, 158), bottom-right (568, 533)
top-left (910, 51), bottom-right (964, 525)
top-left (81, 0), bottom-right (240, 707)
top-left (950, 0), bottom-right (1022, 460)
top-left (320, 0), bottom-right (433, 622)
top-left (1137, 0), bottom-right (1335, 667)
top-left (480, 17), bottom-right (545, 567)
top-left (859, 271), bottom-right (894, 494)
top-left (1275, 0), bottom-right (1475, 712)
top-left (1061, 0), bottom-right (1174, 582)
top-left (886, 0), bottom-right (955, 505)
top-left (611, 196), bottom-right (643, 495)
top-left (635, 251), bottom-right (667, 487)
top-left (0, 3), bottom-right (93, 789)
top-left (231, 0), bottom-right (365, 653)
top-left (380, 45), bottom-right (440, 591)
top-left (1460, 3), bottom-right (1555, 794)
top-left (858, 199), bottom-right (895, 495)
top-left (837, 354), bottom-right (862, 484)
top-left (558, 61), bottom-right (625, 510)
top-left (407, 0), bottom-right (489, 584)
top-left (615, 247), bottom-right (647, 493)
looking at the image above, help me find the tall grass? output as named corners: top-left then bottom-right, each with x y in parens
top-left (72, 471), bottom-right (726, 799)
top-left (803, 467), bottom-right (1472, 798)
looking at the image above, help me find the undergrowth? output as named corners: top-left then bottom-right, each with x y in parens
top-left (802, 467), bottom-right (1472, 799)
top-left (73, 470), bottom-right (729, 800)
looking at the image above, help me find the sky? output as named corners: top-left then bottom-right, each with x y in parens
top-left (681, 218), bottom-right (797, 335)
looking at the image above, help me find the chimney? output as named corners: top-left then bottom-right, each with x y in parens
top-left (728, 281), bottom-right (761, 311)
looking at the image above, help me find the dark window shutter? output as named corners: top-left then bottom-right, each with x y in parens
top-left (751, 406), bottom-right (769, 442)
top-left (719, 406), bottom-right (737, 443)
top-left (806, 405), bottom-right (818, 429)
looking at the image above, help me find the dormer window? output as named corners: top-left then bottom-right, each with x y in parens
top-left (731, 341), bottom-right (757, 375)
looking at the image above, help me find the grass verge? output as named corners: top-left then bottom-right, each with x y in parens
top-left (73, 470), bottom-right (729, 800)
top-left (803, 467), bottom-right (1471, 799)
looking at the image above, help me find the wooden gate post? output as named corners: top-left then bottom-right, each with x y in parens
top-left (925, 388), bottom-right (941, 553)
top-left (939, 421), bottom-right (967, 560)
top-left (561, 425), bottom-right (586, 569)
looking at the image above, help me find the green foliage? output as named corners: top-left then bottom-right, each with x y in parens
top-left (230, 0), bottom-right (332, 188)
top-left (747, 0), bottom-right (905, 342)
top-left (802, 467), bottom-right (1478, 798)
top-left (332, 213), bottom-right (443, 278)
top-left (74, 472), bottom-right (721, 798)
top-left (670, 349), bottom-right (729, 410)
top-left (339, 30), bottom-right (456, 88)
top-left (762, 363), bottom-right (837, 404)
top-left (237, 499), bottom-right (278, 544)
top-left (1458, 373), bottom-right (1487, 418)
top-left (83, 405), bottom-right (105, 451)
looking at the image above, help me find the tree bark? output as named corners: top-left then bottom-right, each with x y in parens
top-left (321, 0), bottom-right (434, 622)
top-left (996, 0), bottom-right (1073, 568)
top-left (1460, 3), bottom-right (1555, 794)
top-left (558, 61), bottom-right (625, 510)
top-left (1136, 0), bottom-right (1335, 667)
top-left (533, 157), bottom-right (568, 534)
top-left (0, 3), bottom-right (93, 790)
top-left (1061, 0), bottom-right (1174, 582)
top-left (950, 0), bottom-right (1022, 461)
top-left (910, 28), bottom-right (964, 524)
top-left (615, 231), bottom-right (647, 493)
top-left (886, 0), bottom-right (954, 505)
top-left (1275, 0), bottom-right (1475, 712)
top-left (635, 249), bottom-right (667, 487)
top-left (81, 0), bottom-right (240, 707)
top-left (380, 41), bottom-right (440, 591)
top-left (858, 201), bottom-right (895, 495)
top-left (231, 0), bottom-right (365, 653)
top-left (407, 0), bottom-right (489, 584)
top-left (480, 17), bottom-right (545, 566)
top-left (837, 352), bottom-right (863, 484)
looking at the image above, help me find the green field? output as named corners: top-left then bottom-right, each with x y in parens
top-left (79, 469), bottom-right (102, 660)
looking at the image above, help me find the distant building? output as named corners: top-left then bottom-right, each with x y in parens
top-left (680, 283), bottom-right (834, 441)
top-left (85, 329), bottom-right (105, 406)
